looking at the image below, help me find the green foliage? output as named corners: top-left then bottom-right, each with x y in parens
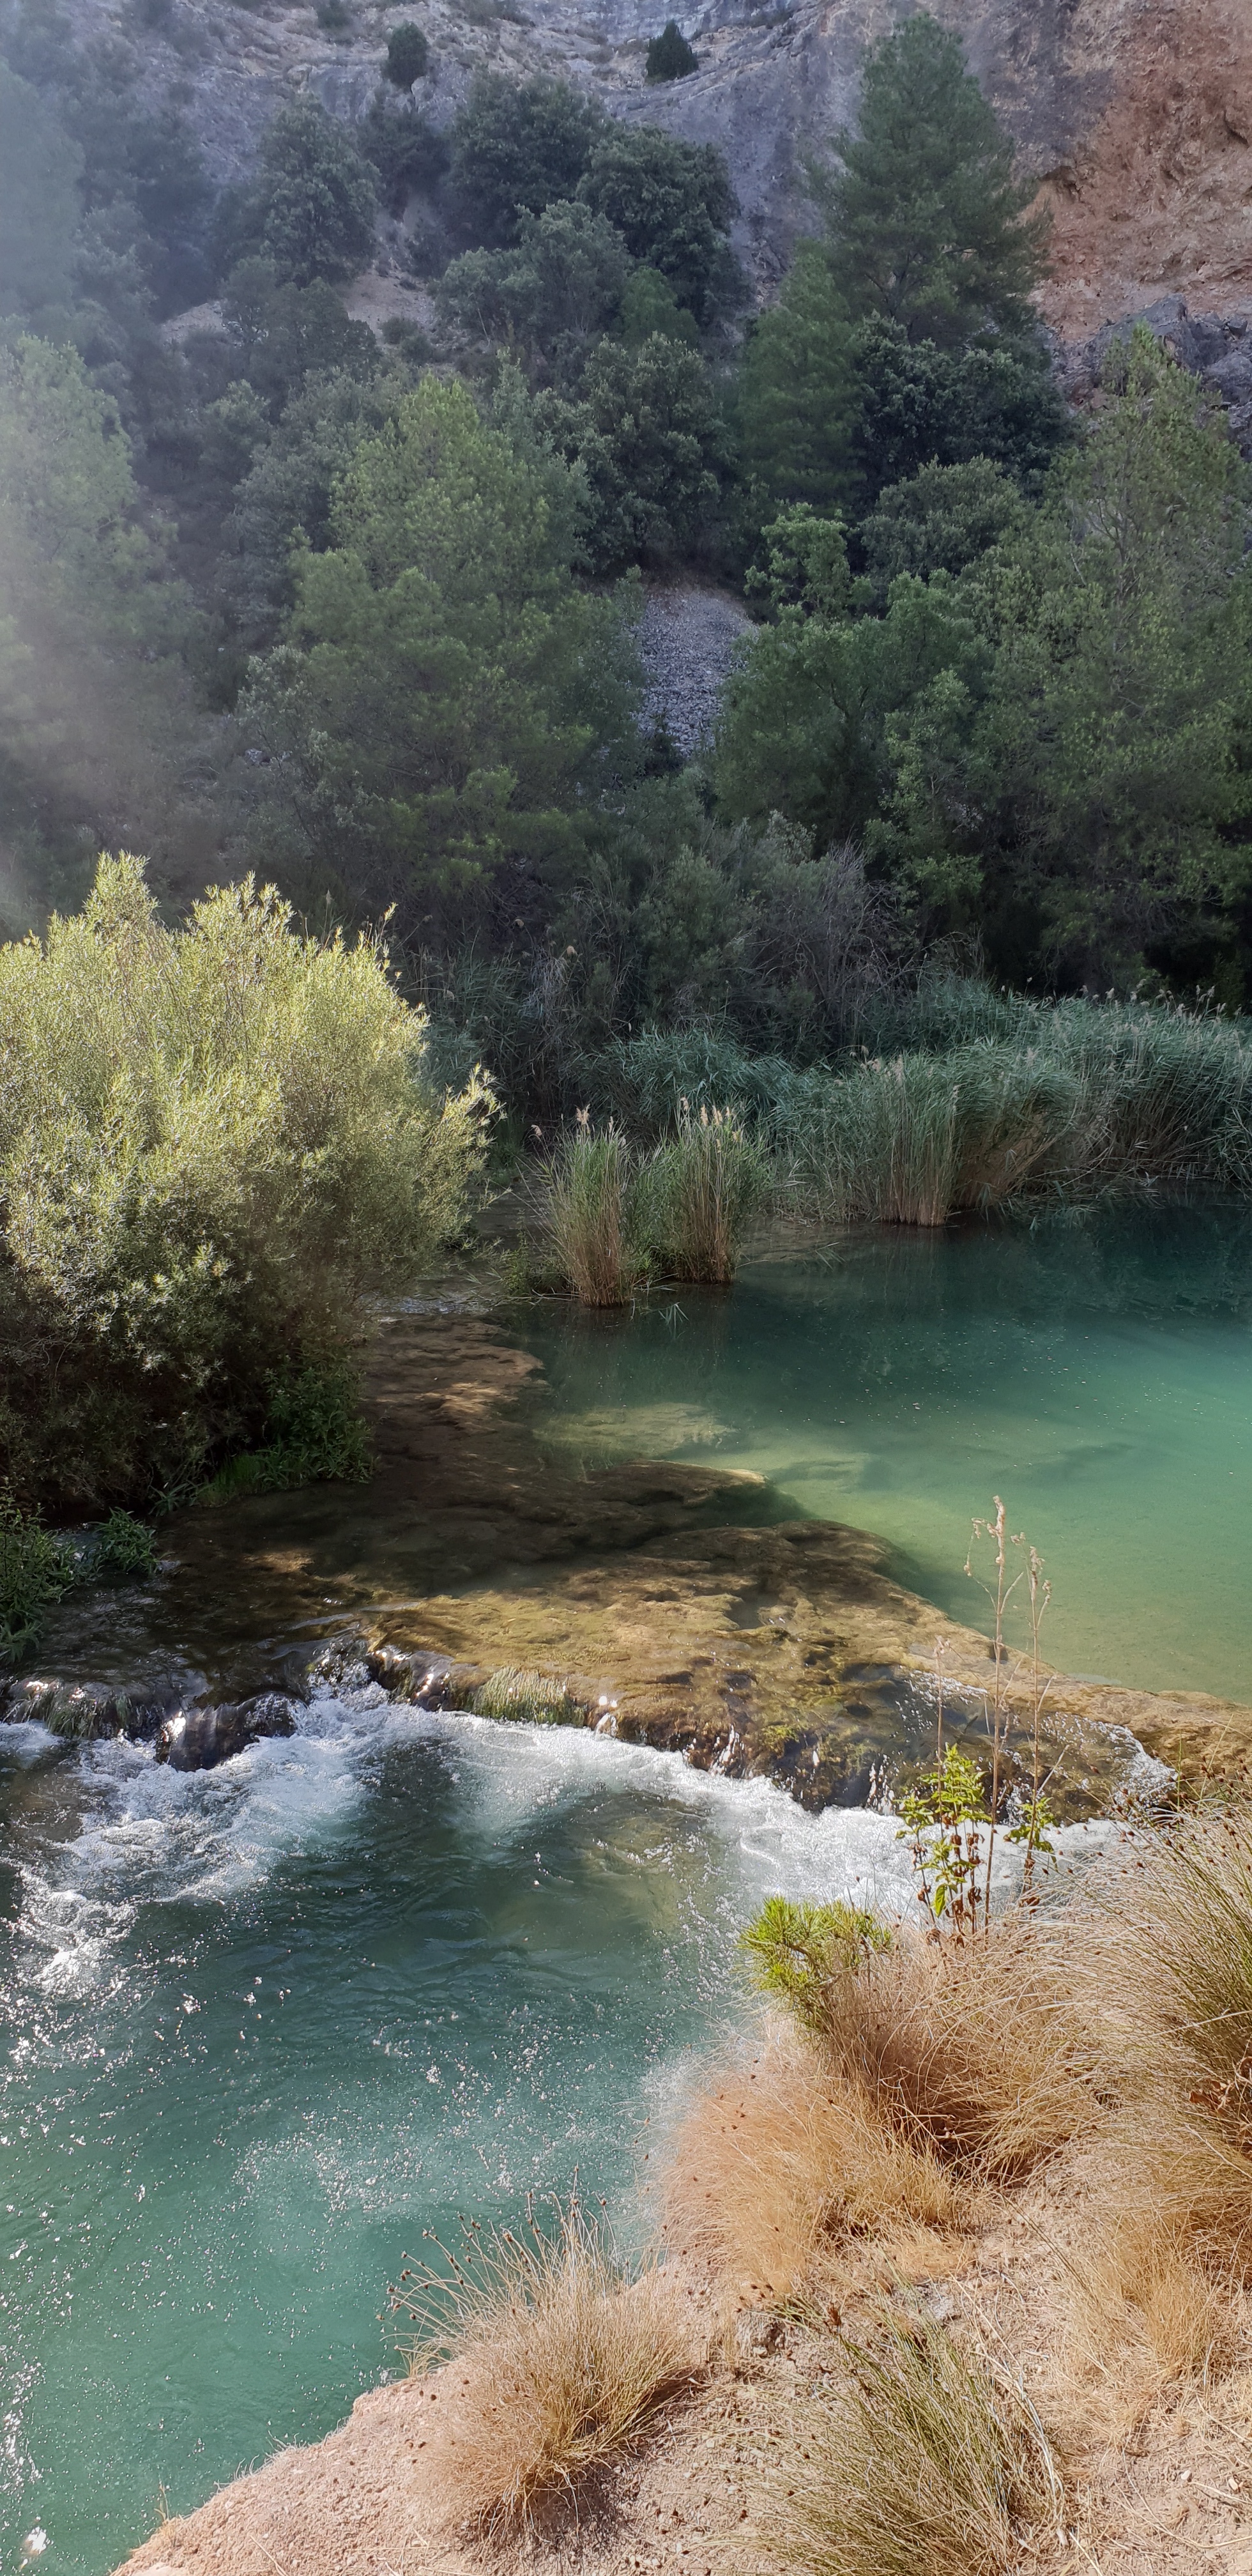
top-left (739, 241), bottom-right (860, 514)
top-left (881, 331), bottom-right (1252, 980)
top-left (92, 1508), bottom-right (158, 1576)
top-left (0, 62), bottom-right (81, 326)
top-left (385, 20), bottom-right (429, 86)
top-left (438, 199), bottom-right (630, 354)
top-left (470, 1665), bottom-right (583, 1724)
top-left (643, 1103), bottom-right (768, 1281)
top-left (199, 1361), bottom-right (371, 1499)
top-left (0, 853), bottom-right (489, 1508)
top-left (240, 372), bottom-right (641, 922)
top-left (0, 1495), bottom-right (75, 1662)
top-left (218, 256), bottom-right (378, 410)
top-left (535, 332), bottom-right (726, 571)
top-left (578, 123), bottom-right (738, 324)
top-left (616, 264), bottom-right (699, 348)
top-left (860, 457), bottom-right (1025, 600)
top-left (235, 98), bottom-right (378, 288)
top-left (450, 73), bottom-right (604, 247)
top-left (646, 20), bottom-right (698, 81)
top-left (749, 504), bottom-right (855, 618)
top-left (360, 98), bottom-right (448, 215)
top-left (898, 1746), bottom-right (989, 1938)
top-left (542, 1123), bottom-right (648, 1305)
top-left (816, 11), bottom-right (1047, 346)
top-left (222, 367), bottom-right (406, 648)
top-left (849, 316), bottom-right (1070, 505)
top-left (740, 1894), bottom-right (891, 2031)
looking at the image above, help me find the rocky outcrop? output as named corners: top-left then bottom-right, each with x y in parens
top-left (63, 0), bottom-right (1252, 337)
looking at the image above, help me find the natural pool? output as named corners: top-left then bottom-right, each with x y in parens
top-left (4, 1202), bottom-right (1252, 2573)
top-left (528, 1204), bottom-right (1252, 1702)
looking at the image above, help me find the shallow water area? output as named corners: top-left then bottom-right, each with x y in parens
top-left (526, 1204), bottom-right (1252, 1701)
top-left (0, 1690), bottom-right (956, 2576)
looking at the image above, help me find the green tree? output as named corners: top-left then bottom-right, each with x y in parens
top-left (617, 264), bottom-right (699, 348)
top-left (816, 12), bottom-right (1047, 346)
top-left (646, 20), bottom-right (698, 82)
top-left (579, 124), bottom-right (738, 324)
top-left (535, 332), bottom-right (726, 571)
top-left (0, 854), bottom-right (488, 1508)
top-left (850, 316), bottom-right (1069, 504)
top-left (438, 199), bottom-right (630, 355)
top-left (218, 256), bottom-right (378, 410)
top-left (860, 456), bottom-right (1025, 601)
top-left (222, 369), bottom-right (408, 648)
top-left (239, 373), bottom-right (639, 923)
top-left (738, 240), bottom-right (858, 512)
top-left (0, 63), bottom-right (82, 328)
top-left (385, 20), bottom-right (429, 86)
top-left (450, 73), bottom-right (604, 247)
top-left (241, 98), bottom-right (378, 287)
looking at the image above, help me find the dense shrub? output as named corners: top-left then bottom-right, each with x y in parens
top-left (646, 20), bottom-right (698, 81)
top-left (0, 855), bottom-right (489, 1508)
top-left (218, 99), bottom-right (378, 288)
top-left (385, 21), bottom-right (429, 86)
top-left (578, 124), bottom-right (738, 323)
top-left (449, 73), bottom-right (604, 247)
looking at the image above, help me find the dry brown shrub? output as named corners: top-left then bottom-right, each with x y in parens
top-left (396, 2204), bottom-right (703, 2538)
top-left (661, 2018), bottom-right (965, 2301)
top-left (816, 1919), bottom-right (1101, 2179)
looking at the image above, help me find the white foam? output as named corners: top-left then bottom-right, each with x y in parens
top-left (8, 1693), bottom-right (1130, 2004)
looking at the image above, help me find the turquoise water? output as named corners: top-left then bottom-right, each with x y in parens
top-left (526, 1207), bottom-right (1252, 1703)
top-left (0, 1689), bottom-right (917, 2576)
top-left (4, 1202), bottom-right (1248, 2576)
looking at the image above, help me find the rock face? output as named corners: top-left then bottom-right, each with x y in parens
top-left (68, 0), bottom-right (1252, 339)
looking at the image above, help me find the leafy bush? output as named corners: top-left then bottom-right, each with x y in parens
top-left (93, 1509), bottom-right (158, 1577)
top-left (385, 21), bottom-right (429, 86)
top-left (535, 331), bottom-right (726, 571)
top-left (0, 1498), bottom-right (75, 1662)
top-left (578, 123), bottom-right (738, 324)
top-left (438, 199), bottom-right (630, 353)
top-left (224, 99), bottom-right (378, 287)
top-left (0, 854), bottom-right (489, 1508)
top-left (450, 73), bottom-right (604, 247)
top-left (646, 20), bottom-right (698, 80)
top-left (199, 1361), bottom-right (371, 1501)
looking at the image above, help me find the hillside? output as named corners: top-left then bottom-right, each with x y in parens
top-left (58, 0), bottom-right (1252, 348)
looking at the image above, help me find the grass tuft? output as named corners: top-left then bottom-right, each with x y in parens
top-left (752, 2301), bottom-right (1062, 2576)
top-left (470, 1666), bottom-right (584, 1726)
top-left (542, 1123), bottom-right (647, 1307)
top-left (392, 2200), bottom-right (702, 2537)
top-left (645, 1104), bottom-right (769, 1284)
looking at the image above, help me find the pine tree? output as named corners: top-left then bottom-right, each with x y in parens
top-left (646, 20), bottom-right (698, 82)
top-left (817, 13), bottom-right (1047, 347)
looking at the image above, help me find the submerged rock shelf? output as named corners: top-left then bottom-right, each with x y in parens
top-left (12, 1306), bottom-right (1250, 1817)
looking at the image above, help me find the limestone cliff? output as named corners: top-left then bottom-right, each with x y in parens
top-left (62, 0), bottom-right (1252, 348)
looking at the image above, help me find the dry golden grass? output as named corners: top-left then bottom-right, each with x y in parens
top-left (661, 2020), bottom-right (965, 2301)
top-left (1060, 2196), bottom-right (1243, 2430)
top-left (751, 2302), bottom-right (1063, 2576)
top-left (397, 2205), bottom-right (703, 2539)
top-left (812, 1919), bottom-right (1101, 2180)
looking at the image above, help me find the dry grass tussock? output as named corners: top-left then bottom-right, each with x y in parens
top-left (392, 2202), bottom-right (703, 2539)
top-left (751, 2302), bottom-right (1063, 2576)
top-left (802, 1917), bottom-right (1100, 2181)
top-left (1060, 2195), bottom-right (1244, 2430)
top-left (662, 2018), bottom-right (965, 2303)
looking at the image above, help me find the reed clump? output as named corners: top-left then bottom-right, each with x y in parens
top-left (644, 1103), bottom-right (769, 1283)
top-left (392, 2202), bottom-right (702, 2538)
top-left (542, 1122), bottom-right (646, 1306)
top-left (470, 1666), bottom-right (583, 1726)
top-left (770, 1000), bottom-right (1252, 1225)
top-left (752, 2303), bottom-right (1062, 2576)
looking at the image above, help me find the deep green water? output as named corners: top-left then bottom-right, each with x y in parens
top-left (526, 1206), bottom-right (1252, 1701)
top-left (3, 1203), bottom-right (1248, 2575)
